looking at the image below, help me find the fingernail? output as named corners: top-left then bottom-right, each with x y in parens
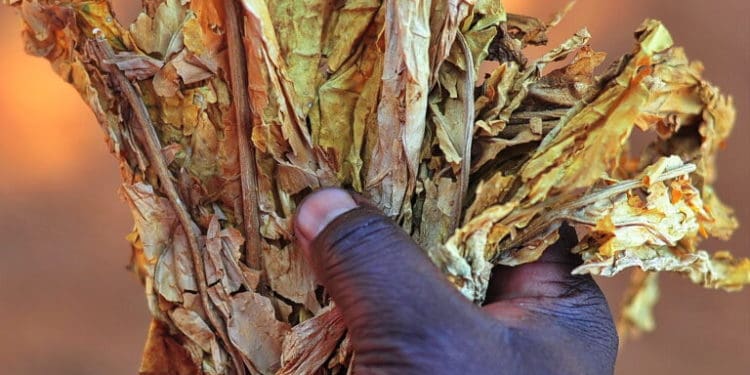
top-left (295, 188), bottom-right (358, 244)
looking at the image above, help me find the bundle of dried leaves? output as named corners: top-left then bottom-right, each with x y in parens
top-left (5, 0), bottom-right (749, 374)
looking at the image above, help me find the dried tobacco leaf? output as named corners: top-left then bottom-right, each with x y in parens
top-left (4, 0), bottom-right (748, 373)
top-left (617, 270), bottom-right (659, 341)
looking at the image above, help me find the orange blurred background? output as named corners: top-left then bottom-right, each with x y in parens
top-left (0, 1), bottom-right (747, 374)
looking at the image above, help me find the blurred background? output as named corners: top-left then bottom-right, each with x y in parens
top-left (0, 0), bottom-right (747, 374)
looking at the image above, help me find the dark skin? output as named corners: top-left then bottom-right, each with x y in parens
top-left (295, 189), bottom-right (618, 375)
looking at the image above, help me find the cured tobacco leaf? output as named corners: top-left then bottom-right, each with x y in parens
top-left (617, 270), bottom-right (659, 341)
top-left (5, 0), bottom-right (748, 374)
top-left (441, 20), bottom-right (749, 303)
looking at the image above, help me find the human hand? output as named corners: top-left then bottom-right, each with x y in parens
top-left (294, 189), bottom-right (618, 375)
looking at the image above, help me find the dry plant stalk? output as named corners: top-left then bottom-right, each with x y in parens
top-left (4, 0), bottom-right (749, 374)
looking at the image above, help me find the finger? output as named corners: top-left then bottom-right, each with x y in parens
top-left (483, 224), bottom-right (618, 372)
top-left (484, 224), bottom-right (582, 304)
top-left (294, 188), bottom-right (481, 347)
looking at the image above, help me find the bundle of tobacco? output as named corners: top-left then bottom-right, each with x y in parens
top-left (5, 0), bottom-right (749, 374)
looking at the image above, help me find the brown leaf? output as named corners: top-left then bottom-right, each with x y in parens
top-left (227, 292), bottom-right (291, 374)
top-left (278, 307), bottom-right (346, 375)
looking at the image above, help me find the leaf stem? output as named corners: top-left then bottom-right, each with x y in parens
top-left (223, 0), bottom-right (264, 274)
top-left (494, 163), bottom-right (697, 258)
top-left (452, 32), bottom-right (475, 233)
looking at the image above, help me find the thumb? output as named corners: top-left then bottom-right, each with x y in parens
top-left (293, 189), bottom-right (479, 345)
